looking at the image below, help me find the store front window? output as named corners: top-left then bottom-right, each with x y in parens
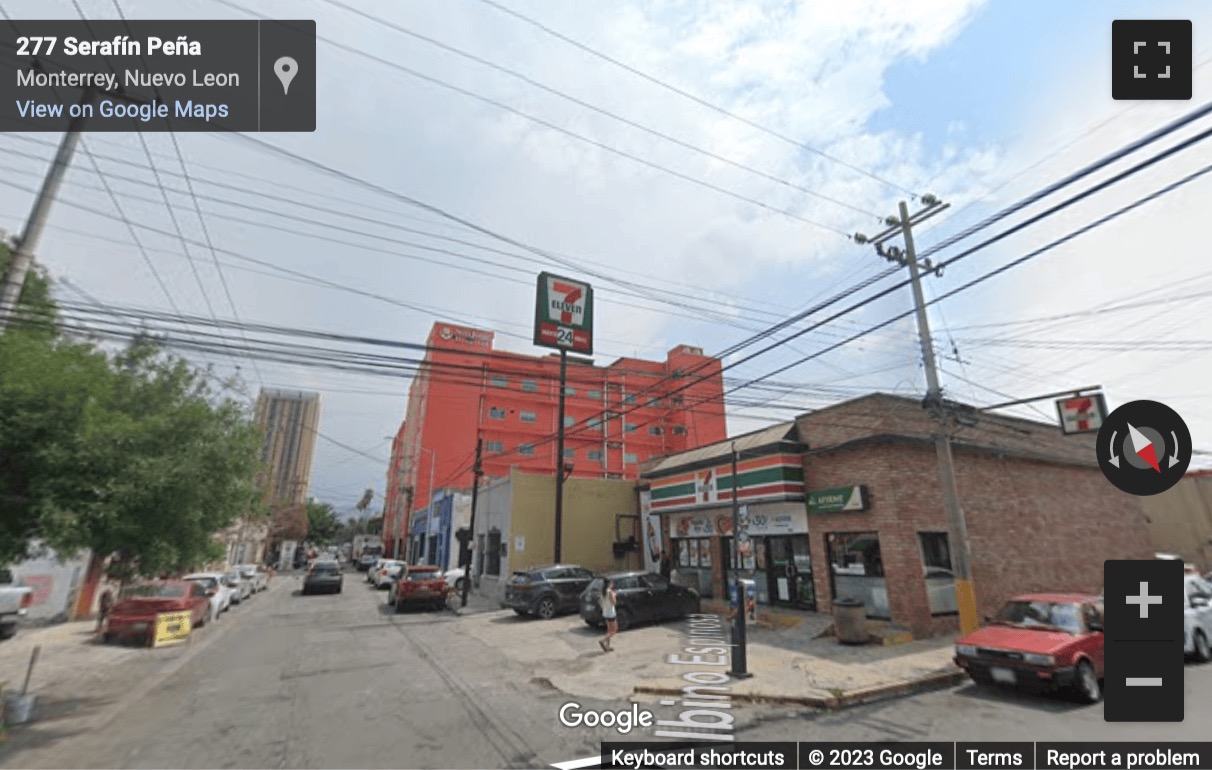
top-left (721, 535), bottom-right (765, 604)
top-left (723, 535), bottom-right (815, 610)
top-left (826, 531), bottom-right (890, 619)
top-left (673, 536), bottom-right (714, 598)
top-left (919, 532), bottom-right (958, 615)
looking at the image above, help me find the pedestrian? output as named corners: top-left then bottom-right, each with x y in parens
top-left (598, 578), bottom-right (618, 653)
top-left (95, 587), bottom-right (114, 637)
top-left (659, 551), bottom-right (672, 580)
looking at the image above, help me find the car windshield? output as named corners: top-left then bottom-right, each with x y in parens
top-left (311, 563), bottom-right (339, 574)
top-left (993, 600), bottom-right (1084, 633)
top-left (124, 583), bottom-right (187, 599)
top-left (406, 570), bottom-right (440, 581)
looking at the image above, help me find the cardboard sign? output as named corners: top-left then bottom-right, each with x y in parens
top-left (153, 611), bottom-right (192, 647)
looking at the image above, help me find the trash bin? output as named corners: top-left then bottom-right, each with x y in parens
top-left (833, 597), bottom-right (869, 644)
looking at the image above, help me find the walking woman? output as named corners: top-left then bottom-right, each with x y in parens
top-left (598, 578), bottom-right (618, 653)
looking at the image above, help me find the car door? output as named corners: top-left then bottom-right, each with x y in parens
top-left (189, 584), bottom-right (209, 625)
top-left (1079, 601), bottom-right (1105, 676)
top-left (614, 575), bottom-right (650, 621)
top-left (1189, 578), bottom-right (1212, 640)
top-left (549, 568), bottom-right (582, 611)
top-left (640, 574), bottom-right (677, 621)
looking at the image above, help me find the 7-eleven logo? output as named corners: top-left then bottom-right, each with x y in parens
top-left (1059, 396), bottom-right (1104, 433)
top-left (548, 278), bottom-right (585, 326)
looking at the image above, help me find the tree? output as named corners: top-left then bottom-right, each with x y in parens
top-left (0, 241), bottom-right (58, 336)
top-left (0, 332), bottom-right (265, 575)
top-left (305, 501), bottom-right (341, 545)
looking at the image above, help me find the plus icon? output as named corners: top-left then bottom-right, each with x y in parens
top-left (1112, 20), bottom-right (1192, 100)
top-left (1126, 581), bottom-right (1164, 619)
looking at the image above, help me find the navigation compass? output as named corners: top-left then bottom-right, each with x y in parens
top-left (1097, 400), bottom-right (1191, 496)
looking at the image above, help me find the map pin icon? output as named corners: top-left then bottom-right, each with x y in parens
top-left (274, 56), bottom-right (298, 95)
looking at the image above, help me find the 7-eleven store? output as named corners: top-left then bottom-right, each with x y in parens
top-left (638, 423), bottom-right (812, 610)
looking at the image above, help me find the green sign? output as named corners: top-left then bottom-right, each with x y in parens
top-left (534, 272), bottom-right (594, 355)
top-left (806, 485), bottom-right (869, 514)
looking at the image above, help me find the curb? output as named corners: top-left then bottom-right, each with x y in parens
top-left (634, 668), bottom-right (967, 710)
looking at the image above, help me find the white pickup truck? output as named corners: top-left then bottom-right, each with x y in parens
top-left (0, 567), bottom-right (34, 640)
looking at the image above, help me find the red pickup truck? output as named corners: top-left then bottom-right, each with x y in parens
top-left (391, 565), bottom-right (449, 612)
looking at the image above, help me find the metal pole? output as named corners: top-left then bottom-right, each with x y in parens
top-left (426, 448), bottom-right (437, 564)
top-left (554, 349), bottom-right (568, 564)
top-left (0, 91), bottom-right (92, 333)
top-left (729, 443), bottom-right (751, 678)
top-left (898, 200), bottom-right (979, 635)
top-left (460, 437), bottom-right (483, 608)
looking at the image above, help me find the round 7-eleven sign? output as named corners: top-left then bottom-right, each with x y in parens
top-left (534, 272), bottom-right (594, 354)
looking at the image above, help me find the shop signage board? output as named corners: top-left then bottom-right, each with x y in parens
top-left (153, 611), bottom-right (191, 647)
top-left (533, 272), bottom-right (594, 355)
top-left (806, 485), bottom-right (870, 514)
top-left (1055, 393), bottom-right (1107, 435)
top-left (669, 507), bottom-right (808, 538)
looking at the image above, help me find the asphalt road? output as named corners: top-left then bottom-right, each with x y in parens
top-left (743, 659), bottom-right (1212, 743)
top-left (4, 572), bottom-right (624, 769)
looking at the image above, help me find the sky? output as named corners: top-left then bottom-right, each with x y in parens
top-left (3, 0), bottom-right (1212, 515)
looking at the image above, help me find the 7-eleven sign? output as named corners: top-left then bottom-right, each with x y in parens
top-left (1056, 393), bottom-right (1108, 435)
top-left (534, 272), bottom-right (594, 354)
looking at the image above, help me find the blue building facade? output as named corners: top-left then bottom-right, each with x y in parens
top-left (409, 490), bottom-right (457, 569)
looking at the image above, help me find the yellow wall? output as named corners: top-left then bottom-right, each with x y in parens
top-left (507, 470), bottom-right (639, 575)
top-left (1140, 474), bottom-right (1212, 571)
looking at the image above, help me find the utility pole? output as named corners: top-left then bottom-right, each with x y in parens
top-left (729, 443), bottom-right (751, 678)
top-left (856, 196), bottom-right (980, 634)
top-left (460, 436), bottom-right (483, 608)
top-left (554, 349), bottom-right (568, 564)
top-left (0, 90), bottom-right (93, 334)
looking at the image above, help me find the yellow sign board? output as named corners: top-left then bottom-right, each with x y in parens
top-left (153, 611), bottom-right (192, 647)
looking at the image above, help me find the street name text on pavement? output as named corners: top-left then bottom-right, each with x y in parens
top-left (0, 19), bottom-right (315, 131)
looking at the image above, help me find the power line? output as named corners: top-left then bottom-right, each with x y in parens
top-left (471, 0), bottom-right (919, 198)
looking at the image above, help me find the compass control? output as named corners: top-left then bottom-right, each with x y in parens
top-left (1096, 400), bottom-right (1191, 496)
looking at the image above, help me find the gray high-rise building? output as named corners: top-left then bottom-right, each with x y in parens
top-left (254, 389), bottom-right (321, 506)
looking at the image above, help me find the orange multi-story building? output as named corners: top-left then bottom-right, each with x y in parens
top-left (381, 322), bottom-right (727, 556)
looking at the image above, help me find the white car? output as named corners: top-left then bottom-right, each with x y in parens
top-left (183, 573), bottom-right (231, 621)
top-left (236, 565), bottom-right (268, 593)
top-left (224, 571), bottom-right (252, 604)
top-left (1184, 575), bottom-right (1212, 662)
top-left (366, 559), bottom-right (388, 584)
top-left (444, 567), bottom-right (468, 593)
top-left (374, 561), bottom-right (406, 589)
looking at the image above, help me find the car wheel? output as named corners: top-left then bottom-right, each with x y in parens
top-left (616, 608), bottom-right (633, 632)
top-left (536, 596), bottom-right (558, 620)
top-left (1194, 630), bottom-right (1211, 663)
top-left (583, 617), bottom-right (598, 627)
top-left (455, 577), bottom-right (467, 592)
top-left (1074, 660), bottom-right (1102, 703)
top-left (0, 622), bottom-right (16, 640)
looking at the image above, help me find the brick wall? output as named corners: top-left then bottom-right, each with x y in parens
top-left (804, 440), bottom-right (1151, 637)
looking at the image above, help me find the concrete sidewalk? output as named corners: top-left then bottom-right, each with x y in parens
top-left (457, 601), bottom-right (964, 710)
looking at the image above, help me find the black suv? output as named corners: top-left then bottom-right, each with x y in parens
top-left (501, 564), bottom-right (594, 619)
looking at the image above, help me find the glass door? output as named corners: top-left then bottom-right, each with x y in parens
top-left (767, 537), bottom-right (795, 605)
top-left (791, 534), bottom-right (816, 610)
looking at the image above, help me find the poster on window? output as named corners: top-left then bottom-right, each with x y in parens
top-left (678, 539), bottom-right (689, 567)
top-left (687, 539), bottom-right (700, 566)
top-left (641, 490), bottom-right (660, 574)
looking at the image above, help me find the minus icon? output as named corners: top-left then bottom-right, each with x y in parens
top-left (1126, 677), bottom-right (1163, 686)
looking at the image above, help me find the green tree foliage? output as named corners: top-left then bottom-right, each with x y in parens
top-left (305, 500), bottom-right (341, 545)
top-left (0, 241), bottom-right (57, 335)
top-left (0, 330), bottom-right (265, 575)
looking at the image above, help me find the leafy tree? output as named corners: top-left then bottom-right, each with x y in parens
top-left (305, 500), bottom-right (341, 545)
top-left (0, 241), bottom-right (57, 336)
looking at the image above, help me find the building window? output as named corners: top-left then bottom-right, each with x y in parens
top-left (648, 426), bottom-right (664, 436)
top-left (564, 386), bottom-right (576, 397)
top-left (520, 410), bottom-right (537, 423)
top-left (919, 532), bottom-right (957, 616)
top-left (564, 449), bottom-right (575, 459)
top-left (519, 443), bottom-right (535, 456)
top-left (489, 407), bottom-right (506, 420)
top-left (486, 530), bottom-right (501, 575)
top-left (588, 389), bottom-right (602, 400)
top-left (485, 440), bottom-right (504, 453)
top-left (671, 396), bottom-right (684, 405)
top-left (520, 380), bottom-right (538, 393)
top-left (587, 417), bottom-right (602, 431)
top-left (624, 452), bottom-right (638, 464)
top-left (587, 449), bottom-right (603, 462)
top-left (826, 532), bottom-right (889, 619)
top-left (622, 394), bottom-right (637, 405)
top-left (491, 376), bottom-right (508, 388)
top-left (647, 397), bottom-right (661, 408)
top-left (672, 425), bottom-right (686, 435)
top-left (624, 422), bottom-right (638, 433)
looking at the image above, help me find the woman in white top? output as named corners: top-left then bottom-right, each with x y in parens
top-left (599, 578), bottom-right (618, 653)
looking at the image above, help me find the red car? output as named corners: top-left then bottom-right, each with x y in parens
top-left (953, 592), bottom-right (1105, 703)
top-left (391, 565), bottom-right (450, 612)
top-left (103, 580), bottom-right (213, 645)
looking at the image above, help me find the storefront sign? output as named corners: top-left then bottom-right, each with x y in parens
top-left (533, 271), bottom-right (594, 354)
top-left (806, 485), bottom-right (870, 514)
top-left (669, 507), bottom-right (808, 538)
top-left (153, 611), bottom-right (191, 647)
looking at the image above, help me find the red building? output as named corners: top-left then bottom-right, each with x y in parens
top-left (381, 322), bottom-right (727, 556)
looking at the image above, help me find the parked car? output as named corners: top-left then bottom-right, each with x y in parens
top-left (224, 571), bottom-right (252, 604)
top-left (953, 593), bottom-right (1105, 703)
top-left (579, 572), bottom-right (701, 630)
top-left (302, 561), bottom-right (343, 595)
top-left (182, 573), bottom-right (231, 621)
top-left (391, 565), bottom-right (449, 611)
top-left (373, 560), bottom-right (406, 590)
top-left (444, 567), bottom-right (467, 593)
top-left (104, 581), bottom-right (213, 645)
top-left (502, 564), bottom-right (595, 619)
top-left (237, 565), bottom-right (268, 593)
top-left (0, 568), bottom-right (33, 640)
top-left (357, 552), bottom-right (381, 572)
top-left (1184, 575), bottom-right (1212, 662)
top-left (365, 558), bottom-right (387, 584)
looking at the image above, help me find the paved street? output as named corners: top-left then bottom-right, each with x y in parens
top-left (743, 662), bottom-right (1212, 743)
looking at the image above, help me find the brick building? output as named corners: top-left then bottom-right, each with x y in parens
top-left (382, 322), bottom-right (727, 557)
top-left (641, 392), bottom-right (1153, 637)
